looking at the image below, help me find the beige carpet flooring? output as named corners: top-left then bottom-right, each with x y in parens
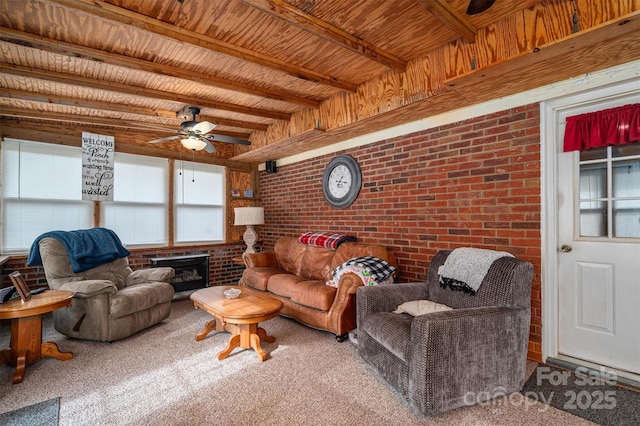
top-left (0, 299), bottom-right (595, 425)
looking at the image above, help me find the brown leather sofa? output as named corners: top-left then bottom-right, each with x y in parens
top-left (239, 236), bottom-right (397, 340)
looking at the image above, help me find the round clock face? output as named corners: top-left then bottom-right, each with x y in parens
top-left (328, 165), bottom-right (352, 198)
top-left (322, 155), bottom-right (361, 209)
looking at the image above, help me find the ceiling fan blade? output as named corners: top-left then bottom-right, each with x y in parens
top-left (148, 135), bottom-right (181, 143)
top-left (192, 121), bottom-right (216, 134)
top-left (205, 134), bottom-right (251, 145)
top-left (203, 140), bottom-right (216, 153)
top-left (466, 0), bottom-right (495, 15)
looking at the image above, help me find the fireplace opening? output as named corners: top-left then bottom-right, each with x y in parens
top-left (150, 254), bottom-right (210, 293)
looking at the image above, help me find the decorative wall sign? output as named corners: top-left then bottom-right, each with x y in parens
top-left (82, 132), bottom-right (115, 201)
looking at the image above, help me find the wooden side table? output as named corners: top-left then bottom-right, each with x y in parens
top-left (0, 290), bottom-right (74, 383)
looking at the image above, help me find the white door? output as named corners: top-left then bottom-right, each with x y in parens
top-left (556, 93), bottom-right (640, 376)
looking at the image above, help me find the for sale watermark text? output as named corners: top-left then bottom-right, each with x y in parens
top-left (463, 366), bottom-right (619, 413)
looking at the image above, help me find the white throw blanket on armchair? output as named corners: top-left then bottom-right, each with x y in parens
top-left (438, 247), bottom-right (513, 294)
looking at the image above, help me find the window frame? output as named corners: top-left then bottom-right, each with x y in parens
top-left (1, 138), bottom-right (231, 253)
top-left (173, 160), bottom-right (226, 245)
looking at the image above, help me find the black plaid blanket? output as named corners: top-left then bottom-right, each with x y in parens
top-left (332, 256), bottom-right (396, 281)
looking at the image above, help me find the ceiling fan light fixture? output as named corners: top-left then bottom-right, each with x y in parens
top-left (180, 137), bottom-right (207, 151)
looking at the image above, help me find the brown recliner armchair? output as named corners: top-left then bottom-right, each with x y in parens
top-left (35, 234), bottom-right (175, 342)
top-left (357, 249), bottom-right (534, 417)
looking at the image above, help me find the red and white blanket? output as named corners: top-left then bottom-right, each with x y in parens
top-left (298, 232), bottom-right (356, 250)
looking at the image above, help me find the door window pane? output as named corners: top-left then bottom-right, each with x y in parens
top-left (579, 146), bottom-right (607, 161)
top-left (613, 200), bottom-right (640, 238)
top-left (612, 143), bottom-right (640, 158)
top-left (577, 143), bottom-right (640, 240)
top-left (612, 159), bottom-right (640, 198)
top-left (580, 201), bottom-right (607, 237)
top-left (579, 164), bottom-right (606, 199)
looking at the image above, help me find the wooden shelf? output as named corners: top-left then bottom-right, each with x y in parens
top-left (227, 168), bottom-right (260, 243)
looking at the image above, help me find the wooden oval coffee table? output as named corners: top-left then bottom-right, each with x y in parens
top-left (0, 290), bottom-right (73, 383)
top-left (190, 286), bottom-right (283, 362)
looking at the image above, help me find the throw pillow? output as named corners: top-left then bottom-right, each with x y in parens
top-left (393, 300), bottom-right (453, 316)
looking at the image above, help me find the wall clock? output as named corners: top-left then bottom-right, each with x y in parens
top-left (322, 154), bottom-right (362, 209)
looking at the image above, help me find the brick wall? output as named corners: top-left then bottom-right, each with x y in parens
top-left (260, 104), bottom-right (542, 362)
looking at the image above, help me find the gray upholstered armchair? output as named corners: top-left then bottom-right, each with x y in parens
top-left (36, 235), bottom-right (175, 342)
top-left (356, 249), bottom-right (533, 417)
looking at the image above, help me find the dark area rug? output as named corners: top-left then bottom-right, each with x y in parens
top-left (0, 397), bottom-right (59, 426)
top-left (521, 364), bottom-right (640, 426)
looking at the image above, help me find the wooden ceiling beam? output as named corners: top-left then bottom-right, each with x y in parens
top-left (0, 109), bottom-right (252, 140)
top-left (0, 107), bottom-right (176, 131)
top-left (0, 89), bottom-right (269, 131)
top-left (0, 122), bottom-right (256, 167)
top-left (0, 88), bottom-right (175, 118)
top-left (0, 62), bottom-right (291, 121)
top-left (415, 0), bottom-right (477, 43)
top-left (241, 0), bottom-right (406, 72)
top-left (234, 5), bottom-right (640, 162)
top-left (43, 0), bottom-right (357, 92)
top-left (0, 26), bottom-right (319, 109)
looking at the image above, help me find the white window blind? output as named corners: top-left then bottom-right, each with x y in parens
top-left (2, 139), bottom-right (228, 252)
top-left (1, 139), bottom-right (92, 252)
top-left (174, 161), bottom-right (224, 243)
top-left (101, 153), bottom-right (169, 246)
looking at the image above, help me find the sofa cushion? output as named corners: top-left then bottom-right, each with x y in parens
top-left (362, 311), bottom-right (413, 362)
top-left (274, 237), bottom-right (307, 276)
top-left (267, 273), bottom-right (306, 298)
top-left (290, 280), bottom-right (337, 311)
top-left (243, 267), bottom-right (285, 291)
top-left (300, 246), bottom-right (335, 280)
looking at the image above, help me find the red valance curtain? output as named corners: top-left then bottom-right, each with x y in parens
top-left (563, 103), bottom-right (640, 152)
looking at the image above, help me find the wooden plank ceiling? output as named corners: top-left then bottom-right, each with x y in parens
top-left (0, 0), bottom-right (639, 166)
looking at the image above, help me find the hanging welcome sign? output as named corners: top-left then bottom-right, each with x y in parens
top-left (82, 132), bottom-right (115, 201)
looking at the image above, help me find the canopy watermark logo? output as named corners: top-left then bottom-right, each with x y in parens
top-left (463, 365), bottom-right (618, 414)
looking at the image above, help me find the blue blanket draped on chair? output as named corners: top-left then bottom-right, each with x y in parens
top-left (27, 228), bottom-right (131, 273)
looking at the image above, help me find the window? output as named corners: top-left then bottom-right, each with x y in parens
top-left (2, 139), bottom-right (227, 253)
top-left (174, 161), bottom-right (225, 243)
top-left (101, 153), bottom-right (169, 246)
top-left (1, 139), bottom-right (93, 252)
top-left (579, 143), bottom-right (640, 238)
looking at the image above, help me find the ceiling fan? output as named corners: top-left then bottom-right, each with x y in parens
top-left (466, 0), bottom-right (495, 15)
top-left (148, 106), bottom-right (251, 153)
